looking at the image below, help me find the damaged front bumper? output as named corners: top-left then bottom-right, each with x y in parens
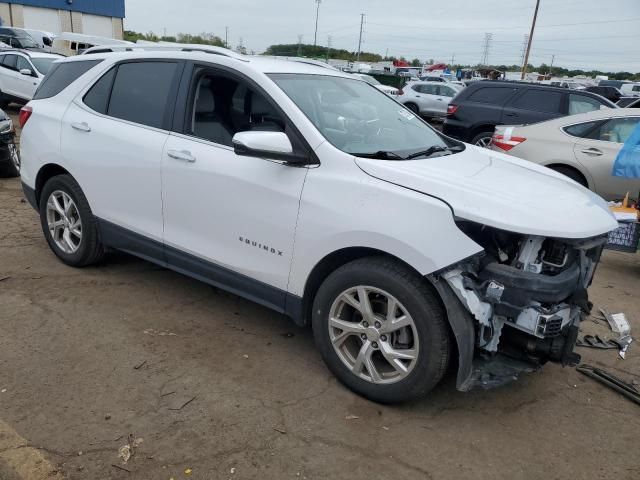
top-left (431, 223), bottom-right (607, 391)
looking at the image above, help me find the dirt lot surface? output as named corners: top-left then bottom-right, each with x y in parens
top-left (1, 110), bottom-right (639, 480)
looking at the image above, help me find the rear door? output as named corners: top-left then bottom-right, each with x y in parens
top-left (433, 85), bottom-right (457, 116)
top-left (573, 116), bottom-right (640, 199)
top-left (502, 88), bottom-right (564, 125)
top-left (417, 84), bottom-right (438, 114)
top-left (61, 60), bottom-right (183, 243)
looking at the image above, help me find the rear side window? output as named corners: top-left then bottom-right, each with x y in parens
top-left (563, 121), bottom-right (602, 138)
top-left (467, 86), bottom-right (514, 105)
top-left (512, 90), bottom-right (563, 113)
top-left (33, 60), bottom-right (101, 100)
top-left (83, 67), bottom-right (116, 114)
top-left (106, 62), bottom-right (180, 129)
top-left (569, 94), bottom-right (606, 115)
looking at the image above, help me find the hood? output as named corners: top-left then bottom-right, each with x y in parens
top-left (355, 145), bottom-right (618, 239)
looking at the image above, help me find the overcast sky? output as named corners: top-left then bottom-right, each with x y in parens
top-left (124, 0), bottom-right (640, 72)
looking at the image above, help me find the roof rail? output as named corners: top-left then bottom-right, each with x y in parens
top-left (81, 42), bottom-right (247, 61)
top-left (0, 47), bottom-right (31, 57)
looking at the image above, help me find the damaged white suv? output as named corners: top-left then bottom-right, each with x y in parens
top-left (19, 48), bottom-right (617, 403)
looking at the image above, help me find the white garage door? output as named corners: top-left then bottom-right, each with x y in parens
top-left (23, 6), bottom-right (60, 33)
top-left (82, 14), bottom-right (114, 38)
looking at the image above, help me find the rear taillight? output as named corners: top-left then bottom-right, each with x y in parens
top-left (491, 133), bottom-right (526, 151)
top-left (19, 106), bottom-right (32, 128)
top-left (446, 104), bottom-right (459, 116)
top-left (397, 88), bottom-right (404, 96)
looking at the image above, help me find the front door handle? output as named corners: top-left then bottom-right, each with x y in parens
top-left (167, 149), bottom-right (196, 163)
top-left (580, 148), bottom-right (603, 156)
top-left (71, 122), bottom-right (91, 132)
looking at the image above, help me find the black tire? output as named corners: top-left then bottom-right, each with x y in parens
top-left (312, 257), bottom-right (450, 404)
top-left (471, 131), bottom-right (493, 148)
top-left (39, 174), bottom-right (105, 267)
top-left (549, 165), bottom-right (588, 188)
top-left (0, 142), bottom-right (20, 178)
top-left (0, 92), bottom-right (9, 109)
top-left (404, 103), bottom-right (419, 114)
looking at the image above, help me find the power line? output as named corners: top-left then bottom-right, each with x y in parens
top-left (481, 32), bottom-right (493, 65)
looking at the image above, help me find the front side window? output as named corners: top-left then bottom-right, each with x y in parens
top-left (106, 61), bottom-right (180, 129)
top-left (16, 56), bottom-right (31, 73)
top-left (186, 69), bottom-right (285, 147)
top-left (271, 73), bottom-right (450, 157)
top-left (512, 90), bottom-right (562, 113)
top-left (587, 117), bottom-right (640, 144)
top-left (569, 94), bottom-right (608, 115)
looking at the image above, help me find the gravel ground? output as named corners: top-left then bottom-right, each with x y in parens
top-left (1, 108), bottom-right (639, 480)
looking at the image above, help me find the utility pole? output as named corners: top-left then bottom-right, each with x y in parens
top-left (326, 35), bottom-right (332, 63)
top-left (225, 26), bottom-right (229, 48)
top-left (356, 13), bottom-right (365, 62)
top-left (297, 34), bottom-right (303, 56)
top-left (521, 0), bottom-right (541, 80)
top-left (314, 0), bottom-right (322, 46)
top-left (450, 53), bottom-right (455, 66)
top-left (480, 33), bottom-right (493, 65)
top-left (520, 34), bottom-right (529, 66)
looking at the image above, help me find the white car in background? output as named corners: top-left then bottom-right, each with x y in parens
top-left (0, 50), bottom-right (63, 105)
top-left (397, 81), bottom-right (461, 119)
top-left (490, 108), bottom-right (640, 200)
top-left (352, 73), bottom-right (399, 97)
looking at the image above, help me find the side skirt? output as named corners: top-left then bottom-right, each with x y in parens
top-left (97, 218), bottom-right (304, 324)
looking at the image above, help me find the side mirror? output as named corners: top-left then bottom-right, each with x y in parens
top-left (19, 68), bottom-right (34, 76)
top-left (232, 131), bottom-right (308, 164)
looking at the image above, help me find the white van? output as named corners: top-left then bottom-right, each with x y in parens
top-left (620, 83), bottom-right (640, 97)
top-left (52, 32), bottom-right (132, 56)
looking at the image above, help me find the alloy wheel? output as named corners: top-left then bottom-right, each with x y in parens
top-left (8, 142), bottom-right (19, 171)
top-left (475, 136), bottom-right (492, 148)
top-left (328, 286), bottom-right (419, 384)
top-left (46, 190), bottom-right (82, 254)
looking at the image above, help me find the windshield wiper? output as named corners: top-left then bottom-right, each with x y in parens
top-left (405, 145), bottom-right (463, 160)
top-left (350, 150), bottom-right (405, 160)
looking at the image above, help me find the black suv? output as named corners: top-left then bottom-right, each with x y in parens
top-left (584, 85), bottom-right (622, 103)
top-left (443, 81), bottom-right (616, 146)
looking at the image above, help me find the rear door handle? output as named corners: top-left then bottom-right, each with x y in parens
top-left (71, 122), bottom-right (91, 132)
top-left (167, 149), bottom-right (196, 163)
top-left (580, 148), bottom-right (603, 156)
top-left (505, 113), bottom-right (517, 117)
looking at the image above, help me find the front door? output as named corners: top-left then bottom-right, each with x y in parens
top-left (161, 66), bottom-right (309, 307)
top-left (574, 116), bottom-right (640, 199)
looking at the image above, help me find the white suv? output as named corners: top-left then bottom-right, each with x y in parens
top-left (19, 49), bottom-right (617, 403)
top-left (0, 50), bottom-right (63, 105)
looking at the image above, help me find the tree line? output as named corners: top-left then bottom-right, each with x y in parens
top-left (122, 32), bottom-right (638, 80)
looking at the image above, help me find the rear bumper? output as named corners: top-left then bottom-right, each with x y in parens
top-left (22, 181), bottom-right (38, 210)
top-left (442, 120), bottom-right (470, 141)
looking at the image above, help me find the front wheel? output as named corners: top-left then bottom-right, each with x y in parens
top-left (312, 257), bottom-right (450, 404)
top-left (0, 141), bottom-right (19, 177)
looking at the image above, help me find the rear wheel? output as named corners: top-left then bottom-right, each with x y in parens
top-left (548, 165), bottom-right (588, 188)
top-left (312, 257), bottom-right (450, 404)
top-left (39, 174), bottom-right (105, 267)
top-left (472, 131), bottom-right (493, 148)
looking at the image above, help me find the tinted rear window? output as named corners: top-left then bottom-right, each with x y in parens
top-left (106, 61), bottom-right (180, 129)
top-left (467, 86), bottom-right (515, 104)
top-left (563, 121), bottom-right (602, 138)
top-left (33, 60), bottom-right (102, 100)
top-left (512, 89), bottom-right (563, 113)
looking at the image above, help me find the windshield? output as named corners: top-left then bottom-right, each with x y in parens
top-left (15, 36), bottom-right (38, 49)
top-left (31, 58), bottom-right (56, 75)
top-left (270, 74), bottom-right (450, 158)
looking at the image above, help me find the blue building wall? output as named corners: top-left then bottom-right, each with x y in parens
top-left (4, 0), bottom-right (125, 18)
